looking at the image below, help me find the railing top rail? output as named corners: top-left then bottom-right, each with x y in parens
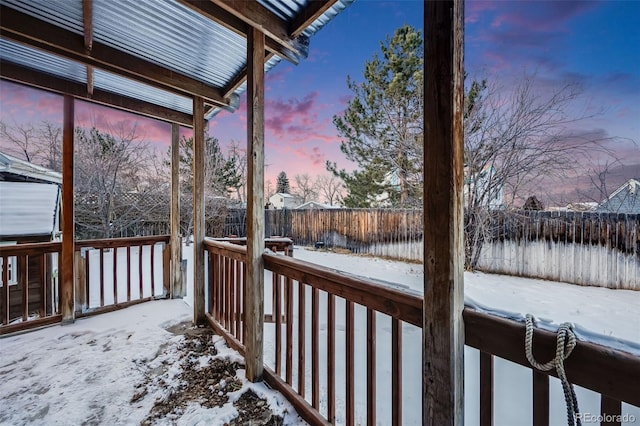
top-left (464, 308), bottom-right (640, 406)
top-left (0, 241), bottom-right (62, 256)
top-left (75, 235), bottom-right (170, 250)
top-left (204, 238), bottom-right (248, 254)
top-left (263, 251), bottom-right (423, 326)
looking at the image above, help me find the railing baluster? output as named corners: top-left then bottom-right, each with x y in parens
top-left (126, 246), bottom-right (131, 302)
top-left (228, 256), bottom-right (235, 333)
top-left (226, 256), bottom-right (232, 329)
top-left (311, 287), bottom-right (319, 409)
top-left (2, 255), bottom-right (10, 324)
top-left (298, 280), bottom-right (306, 398)
top-left (285, 276), bottom-right (294, 385)
top-left (40, 253), bottom-right (47, 316)
top-left (150, 244), bottom-right (155, 297)
top-left (214, 253), bottom-right (220, 322)
top-left (327, 293), bottom-right (336, 424)
top-left (346, 300), bottom-right (355, 426)
top-left (533, 370), bottom-right (549, 426)
top-left (99, 248), bottom-right (105, 307)
top-left (241, 261), bottom-right (247, 344)
top-left (480, 351), bottom-right (493, 426)
top-left (235, 259), bottom-right (242, 340)
top-left (113, 248), bottom-right (118, 303)
top-left (207, 252), bottom-right (214, 314)
top-left (138, 245), bottom-right (143, 299)
top-left (275, 272), bottom-right (282, 375)
top-left (391, 318), bottom-right (402, 426)
top-left (20, 255), bottom-right (28, 321)
top-left (367, 308), bottom-right (376, 426)
top-left (85, 250), bottom-right (91, 309)
top-left (601, 395), bottom-right (622, 426)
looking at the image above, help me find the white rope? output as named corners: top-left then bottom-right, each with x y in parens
top-left (525, 314), bottom-right (581, 426)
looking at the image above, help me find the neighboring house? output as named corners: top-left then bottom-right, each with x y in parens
top-left (463, 164), bottom-right (504, 209)
top-left (296, 200), bottom-right (341, 210)
top-left (596, 178), bottom-right (640, 214)
top-left (269, 193), bottom-right (302, 210)
top-left (0, 151), bottom-right (61, 321)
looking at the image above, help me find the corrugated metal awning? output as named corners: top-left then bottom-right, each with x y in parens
top-left (0, 0), bottom-right (354, 125)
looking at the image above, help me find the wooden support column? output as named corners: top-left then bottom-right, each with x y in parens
top-left (423, 0), bottom-right (465, 424)
top-left (170, 122), bottom-right (184, 298)
top-left (60, 95), bottom-right (75, 323)
top-left (245, 26), bottom-right (265, 382)
top-left (193, 97), bottom-right (206, 324)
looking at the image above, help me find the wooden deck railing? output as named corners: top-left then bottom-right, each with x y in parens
top-left (204, 240), bottom-right (640, 426)
top-left (74, 235), bottom-right (170, 317)
top-left (0, 241), bottom-right (62, 335)
top-left (0, 235), bottom-right (171, 335)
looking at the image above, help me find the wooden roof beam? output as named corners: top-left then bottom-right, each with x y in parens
top-left (177, 0), bottom-right (300, 65)
top-left (209, 0), bottom-right (307, 62)
top-left (289, 0), bottom-right (339, 37)
top-left (0, 6), bottom-right (232, 109)
top-left (82, 0), bottom-right (94, 96)
top-left (220, 0), bottom-right (335, 99)
top-left (0, 61), bottom-right (194, 127)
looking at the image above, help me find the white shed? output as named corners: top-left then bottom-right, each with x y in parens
top-left (268, 192), bottom-right (301, 209)
top-left (0, 152), bottom-right (62, 241)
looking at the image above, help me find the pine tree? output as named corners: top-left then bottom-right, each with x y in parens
top-left (276, 171), bottom-right (291, 194)
top-left (328, 25), bottom-right (424, 207)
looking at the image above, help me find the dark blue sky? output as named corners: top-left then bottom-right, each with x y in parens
top-left (211, 0), bottom-right (639, 188)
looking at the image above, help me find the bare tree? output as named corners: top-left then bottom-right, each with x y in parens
top-left (1, 120), bottom-right (39, 163)
top-left (36, 121), bottom-right (62, 172)
top-left (315, 173), bottom-right (345, 206)
top-left (0, 120), bottom-right (62, 171)
top-left (463, 73), bottom-right (619, 269)
top-left (292, 173), bottom-right (318, 204)
top-left (74, 122), bottom-right (166, 238)
top-left (226, 140), bottom-right (247, 203)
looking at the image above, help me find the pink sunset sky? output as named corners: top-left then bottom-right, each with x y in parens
top-left (1, 1), bottom-right (638, 200)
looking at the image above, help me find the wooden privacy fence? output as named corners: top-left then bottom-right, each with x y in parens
top-left (203, 240), bottom-right (640, 425)
top-left (261, 209), bottom-right (640, 289)
top-left (0, 235), bottom-right (171, 335)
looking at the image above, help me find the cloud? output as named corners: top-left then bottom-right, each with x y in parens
top-left (265, 92), bottom-right (320, 138)
top-left (466, 1), bottom-right (600, 75)
top-left (294, 146), bottom-right (325, 166)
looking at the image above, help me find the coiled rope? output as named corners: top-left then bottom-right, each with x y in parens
top-left (525, 314), bottom-right (581, 426)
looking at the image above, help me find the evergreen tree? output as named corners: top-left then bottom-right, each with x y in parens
top-left (328, 25), bottom-right (424, 207)
top-left (276, 171), bottom-right (291, 194)
top-left (171, 134), bottom-right (240, 197)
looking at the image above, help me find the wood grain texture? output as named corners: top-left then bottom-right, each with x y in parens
top-left (245, 27), bottom-right (266, 382)
top-left (192, 95), bottom-right (206, 324)
top-left (170, 122), bottom-right (183, 298)
top-left (60, 95), bottom-right (75, 323)
top-left (422, 0), bottom-right (465, 424)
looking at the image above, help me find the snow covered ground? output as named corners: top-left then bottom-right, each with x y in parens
top-left (0, 300), bottom-right (303, 426)
top-left (1, 244), bottom-right (638, 425)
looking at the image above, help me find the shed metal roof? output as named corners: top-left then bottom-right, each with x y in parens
top-left (0, 0), bottom-right (353, 125)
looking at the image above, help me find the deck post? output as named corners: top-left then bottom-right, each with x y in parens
top-left (170, 122), bottom-right (184, 298)
top-left (423, 0), bottom-right (465, 424)
top-left (60, 94), bottom-right (75, 323)
top-left (193, 96), bottom-right (206, 324)
top-left (245, 26), bottom-right (265, 382)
